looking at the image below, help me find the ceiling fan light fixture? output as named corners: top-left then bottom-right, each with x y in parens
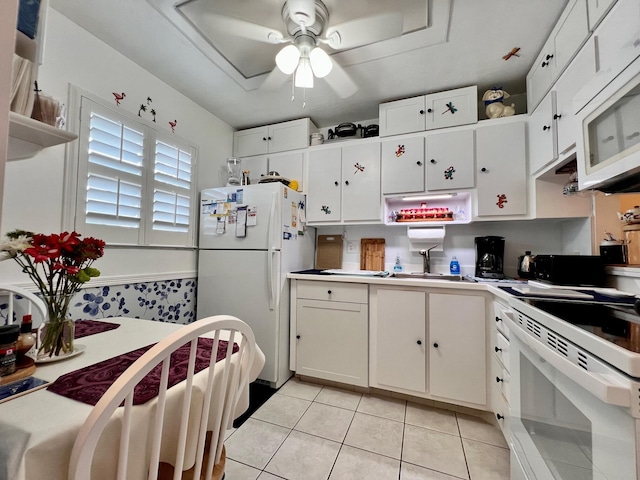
top-left (309, 47), bottom-right (332, 78)
top-left (275, 44), bottom-right (301, 75)
top-left (294, 56), bottom-right (314, 88)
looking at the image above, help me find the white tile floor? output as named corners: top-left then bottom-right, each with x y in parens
top-left (224, 378), bottom-right (510, 480)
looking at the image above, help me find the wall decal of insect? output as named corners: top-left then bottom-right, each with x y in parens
top-left (395, 145), bottom-right (405, 157)
top-left (354, 163), bottom-right (365, 174)
top-left (503, 47), bottom-right (521, 60)
top-left (442, 102), bottom-right (457, 114)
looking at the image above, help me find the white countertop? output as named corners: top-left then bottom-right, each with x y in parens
top-left (287, 272), bottom-right (516, 301)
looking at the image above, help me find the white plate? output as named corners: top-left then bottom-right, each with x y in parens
top-left (30, 344), bottom-right (86, 364)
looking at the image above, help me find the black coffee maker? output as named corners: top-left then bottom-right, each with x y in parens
top-left (475, 236), bottom-right (505, 279)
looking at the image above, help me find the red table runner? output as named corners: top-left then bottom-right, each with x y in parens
top-left (47, 338), bottom-right (238, 405)
top-left (73, 320), bottom-right (121, 339)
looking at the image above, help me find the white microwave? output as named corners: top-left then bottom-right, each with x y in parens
top-left (577, 55), bottom-right (640, 192)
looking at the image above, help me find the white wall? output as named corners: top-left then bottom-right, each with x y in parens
top-left (318, 218), bottom-right (591, 277)
top-left (0, 8), bottom-right (234, 285)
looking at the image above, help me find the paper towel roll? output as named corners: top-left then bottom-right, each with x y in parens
top-left (407, 227), bottom-right (445, 251)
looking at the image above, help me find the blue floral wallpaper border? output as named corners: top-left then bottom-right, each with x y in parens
top-left (0, 278), bottom-right (197, 326)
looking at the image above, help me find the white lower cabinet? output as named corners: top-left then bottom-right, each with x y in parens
top-left (292, 281), bottom-right (368, 387)
top-left (428, 293), bottom-right (487, 406)
top-left (490, 299), bottom-right (512, 442)
top-left (369, 287), bottom-right (427, 393)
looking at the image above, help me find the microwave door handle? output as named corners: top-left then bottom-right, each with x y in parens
top-left (503, 313), bottom-right (632, 408)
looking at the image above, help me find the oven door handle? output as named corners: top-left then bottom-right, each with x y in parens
top-left (503, 313), bottom-right (632, 408)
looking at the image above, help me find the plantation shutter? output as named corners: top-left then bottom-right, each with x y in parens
top-left (75, 96), bottom-right (196, 246)
top-left (146, 136), bottom-right (194, 245)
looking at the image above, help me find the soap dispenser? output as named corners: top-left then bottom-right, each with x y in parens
top-left (449, 256), bottom-right (460, 275)
top-left (393, 254), bottom-right (403, 273)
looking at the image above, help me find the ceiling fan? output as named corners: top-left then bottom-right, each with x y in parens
top-left (207, 0), bottom-right (404, 97)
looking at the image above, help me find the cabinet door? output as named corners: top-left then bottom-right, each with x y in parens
top-left (341, 142), bottom-right (382, 222)
top-left (379, 96), bottom-right (427, 137)
top-left (428, 293), bottom-right (486, 405)
top-left (269, 119), bottom-right (310, 153)
top-left (296, 299), bottom-right (368, 387)
top-left (268, 151), bottom-right (305, 191)
top-left (551, 0), bottom-right (589, 80)
top-left (527, 39), bottom-right (555, 111)
top-left (554, 37), bottom-right (597, 154)
top-left (239, 154), bottom-right (268, 185)
top-left (528, 92), bottom-right (557, 175)
top-left (307, 147), bottom-right (342, 223)
top-left (426, 128), bottom-right (475, 191)
top-left (426, 86), bottom-right (478, 130)
top-left (596, 0), bottom-right (640, 87)
top-left (233, 126), bottom-right (270, 157)
top-left (587, 0), bottom-right (616, 29)
top-left (370, 288), bottom-right (426, 393)
top-left (476, 120), bottom-right (528, 216)
top-left (381, 136), bottom-right (425, 194)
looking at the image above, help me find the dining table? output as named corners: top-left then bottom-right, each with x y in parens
top-left (0, 317), bottom-right (266, 480)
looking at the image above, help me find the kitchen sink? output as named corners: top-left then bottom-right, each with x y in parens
top-left (391, 272), bottom-right (465, 281)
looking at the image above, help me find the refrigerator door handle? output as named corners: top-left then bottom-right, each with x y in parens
top-left (268, 192), bottom-right (277, 250)
top-left (268, 249), bottom-right (276, 310)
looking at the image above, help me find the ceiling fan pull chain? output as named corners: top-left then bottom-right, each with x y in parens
top-left (303, 87), bottom-right (307, 109)
top-left (291, 79), bottom-right (295, 103)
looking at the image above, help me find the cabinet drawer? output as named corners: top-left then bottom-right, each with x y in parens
top-left (491, 380), bottom-right (511, 443)
top-left (297, 281), bottom-right (368, 303)
top-left (493, 301), bottom-right (511, 338)
top-left (491, 355), bottom-right (511, 403)
top-left (491, 330), bottom-right (510, 371)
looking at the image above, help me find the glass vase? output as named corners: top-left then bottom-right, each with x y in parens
top-left (38, 294), bottom-right (75, 358)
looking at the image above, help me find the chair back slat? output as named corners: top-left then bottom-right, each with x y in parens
top-left (69, 315), bottom-right (256, 480)
top-left (0, 284), bottom-right (47, 326)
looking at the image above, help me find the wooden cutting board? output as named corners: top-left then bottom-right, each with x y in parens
top-left (360, 238), bottom-right (385, 271)
top-left (316, 235), bottom-right (343, 269)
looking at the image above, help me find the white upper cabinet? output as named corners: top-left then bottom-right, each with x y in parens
top-left (379, 86), bottom-right (478, 137)
top-left (594, 0), bottom-right (640, 90)
top-left (476, 118), bottom-right (528, 217)
top-left (528, 92), bottom-right (558, 176)
top-left (425, 128), bottom-right (475, 191)
top-left (267, 151), bottom-right (305, 192)
top-left (587, 0), bottom-right (616, 29)
top-left (527, 0), bottom-right (590, 111)
top-left (381, 135), bottom-right (425, 195)
top-left (307, 142), bottom-right (382, 224)
top-left (233, 118), bottom-right (317, 157)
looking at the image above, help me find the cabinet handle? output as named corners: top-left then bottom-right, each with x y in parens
top-left (496, 376), bottom-right (504, 383)
top-left (495, 316), bottom-right (502, 322)
top-left (345, 180), bottom-right (350, 186)
top-left (419, 109), bottom-right (425, 114)
top-left (417, 340), bottom-right (422, 345)
top-left (481, 167), bottom-right (487, 173)
top-left (430, 159), bottom-right (436, 164)
top-left (296, 335), bottom-right (301, 339)
top-left (602, 135), bottom-right (615, 143)
top-left (433, 342), bottom-right (439, 348)
top-left (541, 54), bottom-right (553, 67)
top-left (334, 181), bottom-right (339, 186)
top-left (543, 125), bottom-right (551, 131)
top-left (545, 54), bottom-right (554, 60)
top-left (427, 108), bottom-right (433, 113)
top-left (327, 290), bottom-right (332, 295)
top-left (416, 161), bottom-right (423, 166)
top-left (495, 346), bottom-right (502, 353)
top-left (626, 132), bottom-right (640, 140)
top-left (262, 137), bottom-right (267, 141)
top-left (268, 136), bottom-right (272, 140)
top-left (553, 114), bottom-right (562, 120)
top-left (496, 413), bottom-right (504, 420)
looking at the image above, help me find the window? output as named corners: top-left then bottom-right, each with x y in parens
top-left (71, 95), bottom-right (197, 247)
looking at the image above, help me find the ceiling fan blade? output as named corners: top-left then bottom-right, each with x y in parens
top-left (323, 59), bottom-right (358, 98)
top-left (325, 12), bottom-right (404, 50)
top-left (260, 67), bottom-right (290, 91)
top-left (203, 13), bottom-right (286, 44)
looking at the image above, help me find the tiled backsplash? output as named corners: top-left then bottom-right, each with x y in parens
top-left (1, 278), bottom-right (197, 326)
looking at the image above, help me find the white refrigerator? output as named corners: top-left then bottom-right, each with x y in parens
top-left (197, 183), bottom-right (315, 388)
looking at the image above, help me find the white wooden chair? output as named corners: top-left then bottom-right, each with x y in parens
top-left (68, 315), bottom-right (256, 480)
top-left (0, 284), bottom-right (47, 327)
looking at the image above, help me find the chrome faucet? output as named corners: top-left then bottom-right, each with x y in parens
top-left (419, 245), bottom-right (439, 274)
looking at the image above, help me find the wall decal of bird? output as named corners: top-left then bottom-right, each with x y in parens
top-left (169, 119), bottom-right (177, 133)
top-left (112, 92), bottom-right (126, 105)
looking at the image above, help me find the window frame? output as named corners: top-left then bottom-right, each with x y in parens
top-left (64, 87), bottom-right (198, 248)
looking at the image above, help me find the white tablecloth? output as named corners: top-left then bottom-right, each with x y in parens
top-left (0, 317), bottom-right (265, 480)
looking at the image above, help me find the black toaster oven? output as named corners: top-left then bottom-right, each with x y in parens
top-left (533, 254), bottom-right (605, 286)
